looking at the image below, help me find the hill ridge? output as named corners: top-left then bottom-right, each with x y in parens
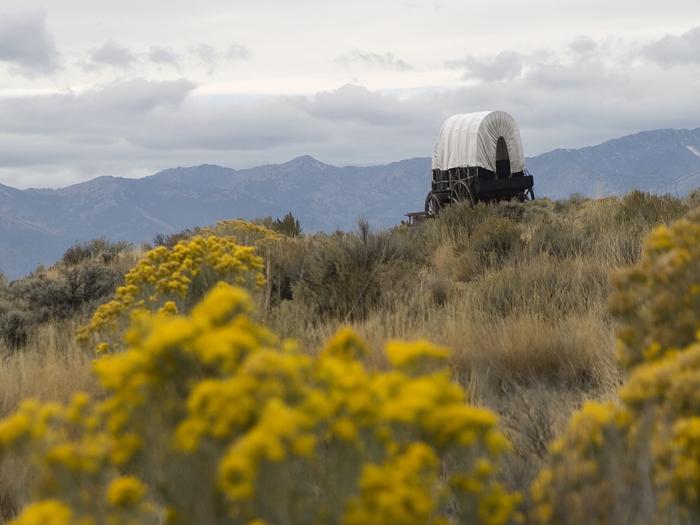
top-left (2, 125), bottom-right (700, 279)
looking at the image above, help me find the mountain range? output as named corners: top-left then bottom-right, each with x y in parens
top-left (2, 126), bottom-right (700, 279)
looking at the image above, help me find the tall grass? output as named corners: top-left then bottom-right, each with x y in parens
top-left (262, 192), bottom-right (695, 496)
top-left (0, 320), bottom-right (98, 520)
top-left (0, 190), bottom-right (694, 519)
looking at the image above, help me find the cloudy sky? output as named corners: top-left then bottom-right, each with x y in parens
top-left (0, 0), bottom-right (699, 188)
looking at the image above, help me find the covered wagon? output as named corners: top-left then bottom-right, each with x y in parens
top-left (425, 111), bottom-right (534, 215)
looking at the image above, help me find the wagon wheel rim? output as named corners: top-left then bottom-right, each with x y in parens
top-left (451, 181), bottom-right (473, 205)
top-left (425, 193), bottom-right (441, 216)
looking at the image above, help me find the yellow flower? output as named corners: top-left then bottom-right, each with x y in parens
top-left (9, 500), bottom-right (73, 525)
top-left (2, 281), bottom-right (517, 525)
top-left (106, 476), bottom-right (147, 507)
top-left (385, 340), bottom-right (450, 374)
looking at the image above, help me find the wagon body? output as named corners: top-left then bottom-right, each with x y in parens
top-left (425, 111), bottom-right (534, 215)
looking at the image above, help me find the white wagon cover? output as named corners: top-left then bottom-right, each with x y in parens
top-left (432, 111), bottom-right (526, 174)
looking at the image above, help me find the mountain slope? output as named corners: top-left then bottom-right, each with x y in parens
top-left (1, 126), bottom-right (700, 279)
top-left (529, 127), bottom-right (700, 198)
top-left (0, 156), bottom-right (430, 279)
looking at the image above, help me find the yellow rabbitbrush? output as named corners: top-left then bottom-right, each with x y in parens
top-left (610, 209), bottom-right (700, 369)
top-left (1, 240), bottom-right (519, 524)
top-left (532, 208), bottom-right (700, 525)
top-left (77, 234), bottom-right (266, 354)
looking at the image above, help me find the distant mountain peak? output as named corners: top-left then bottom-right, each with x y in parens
top-left (283, 155), bottom-right (328, 169)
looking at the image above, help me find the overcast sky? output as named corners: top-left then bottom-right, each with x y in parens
top-left (1, 0), bottom-right (699, 188)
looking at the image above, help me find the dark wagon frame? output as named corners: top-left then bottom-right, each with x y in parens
top-left (424, 111), bottom-right (535, 216)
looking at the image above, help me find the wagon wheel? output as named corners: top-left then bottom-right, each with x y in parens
top-left (424, 192), bottom-right (441, 216)
top-left (450, 180), bottom-right (474, 205)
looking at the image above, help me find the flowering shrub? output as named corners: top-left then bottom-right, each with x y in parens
top-left (609, 208), bottom-right (700, 369)
top-left (530, 402), bottom-right (648, 525)
top-left (533, 209), bottom-right (700, 524)
top-left (2, 276), bottom-right (519, 524)
top-left (77, 235), bottom-right (265, 353)
top-left (199, 219), bottom-right (282, 248)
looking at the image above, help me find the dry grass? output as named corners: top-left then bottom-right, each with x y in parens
top-left (260, 193), bottom-right (694, 498)
top-left (0, 321), bottom-right (97, 416)
top-left (0, 320), bottom-right (98, 520)
top-left (0, 191), bottom-right (694, 519)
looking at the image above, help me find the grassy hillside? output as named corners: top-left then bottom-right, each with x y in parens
top-left (0, 190), bottom-right (698, 523)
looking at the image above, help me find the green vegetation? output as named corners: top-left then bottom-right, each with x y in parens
top-left (0, 191), bottom-right (698, 523)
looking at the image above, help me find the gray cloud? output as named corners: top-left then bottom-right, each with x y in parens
top-left (643, 26), bottom-right (700, 66)
top-left (148, 46), bottom-right (180, 68)
top-left (196, 43), bottom-right (217, 71)
top-left (227, 44), bottom-right (251, 61)
top-left (335, 51), bottom-right (414, 71)
top-left (446, 50), bottom-right (524, 82)
top-left (4, 59), bottom-right (700, 189)
top-left (294, 84), bottom-right (429, 126)
top-left (89, 40), bottom-right (137, 69)
top-left (0, 77), bottom-right (325, 185)
top-left (0, 10), bottom-right (60, 76)
top-left (3, 26), bottom-right (700, 189)
top-left (0, 79), bottom-right (195, 139)
top-left (194, 43), bottom-right (251, 73)
top-left (569, 36), bottom-right (598, 59)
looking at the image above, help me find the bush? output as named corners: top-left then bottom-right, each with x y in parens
top-left (62, 262), bottom-right (124, 311)
top-left (8, 262), bottom-right (123, 323)
top-left (615, 190), bottom-right (687, 230)
top-left (62, 238), bottom-right (132, 266)
top-left (526, 217), bottom-right (587, 259)
top-left (610, 208), bottom-right (700, 369)
top-left (438, 202), bottom-right (495, 244)
top-left (532, 208), bottom-right (700, 524)
top-left (0, 282), bottom-right (520, 525)
top-left (271, 212), bottom-right (302, 237)
top-left (77, 235), bottom-right (265, 353)
top-left (151, 230), bottom-right (193, 249)
top-left (685, 188), bottom-right (700, 210)
top-left (467, 256), bottom-right (610, 320)
top-left (468, 217), bottom-right (523, 267)
top-left (0, 310), bottom-right (31, 351)
top-left (295, 222), bottom-right (417, 321)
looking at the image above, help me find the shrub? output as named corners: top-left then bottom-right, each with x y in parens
top-left (0, 283), bottom-right (520, 525)
top-left (530, 402), bottom-right (645, 525)
top-left (468, 256), bottom-right (610, 320)
top-left (685, 189), bottom-right (700, 210)
top-left (610, 208), bottom-right (700, 369)
top-left (77, 235), bottom-right (265, 353)
top-left (526, 217), bottom-right (587, 259)
top-left (295, 222), bottom-right (417, 321)
top-left (532, 208), bottom-right (700, 524)
top-left (198, 219), bottom-right (281, 247)
top-left (471, 217), bottom-right (523, 264)
top-left (8, 262), bottom-right (123, 323)
top-left (458, 217), bottom-right (523, 280)
top-left (438, 202), bottom-right (495, 244)
top-left (62, 261), bottom-right (124, 312)
top-left (0, 311), bottom-right (31, 351)
top-left (62, 238), bottom-right (132, 266)
top-left (271, 212), bottom-right (302, 237)
top-left (151, 230), bottom-right (193, 249)
top-left (427, 276), bottom-right (450, 307)
top-left (615, 190), bottom-right (687, 230)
